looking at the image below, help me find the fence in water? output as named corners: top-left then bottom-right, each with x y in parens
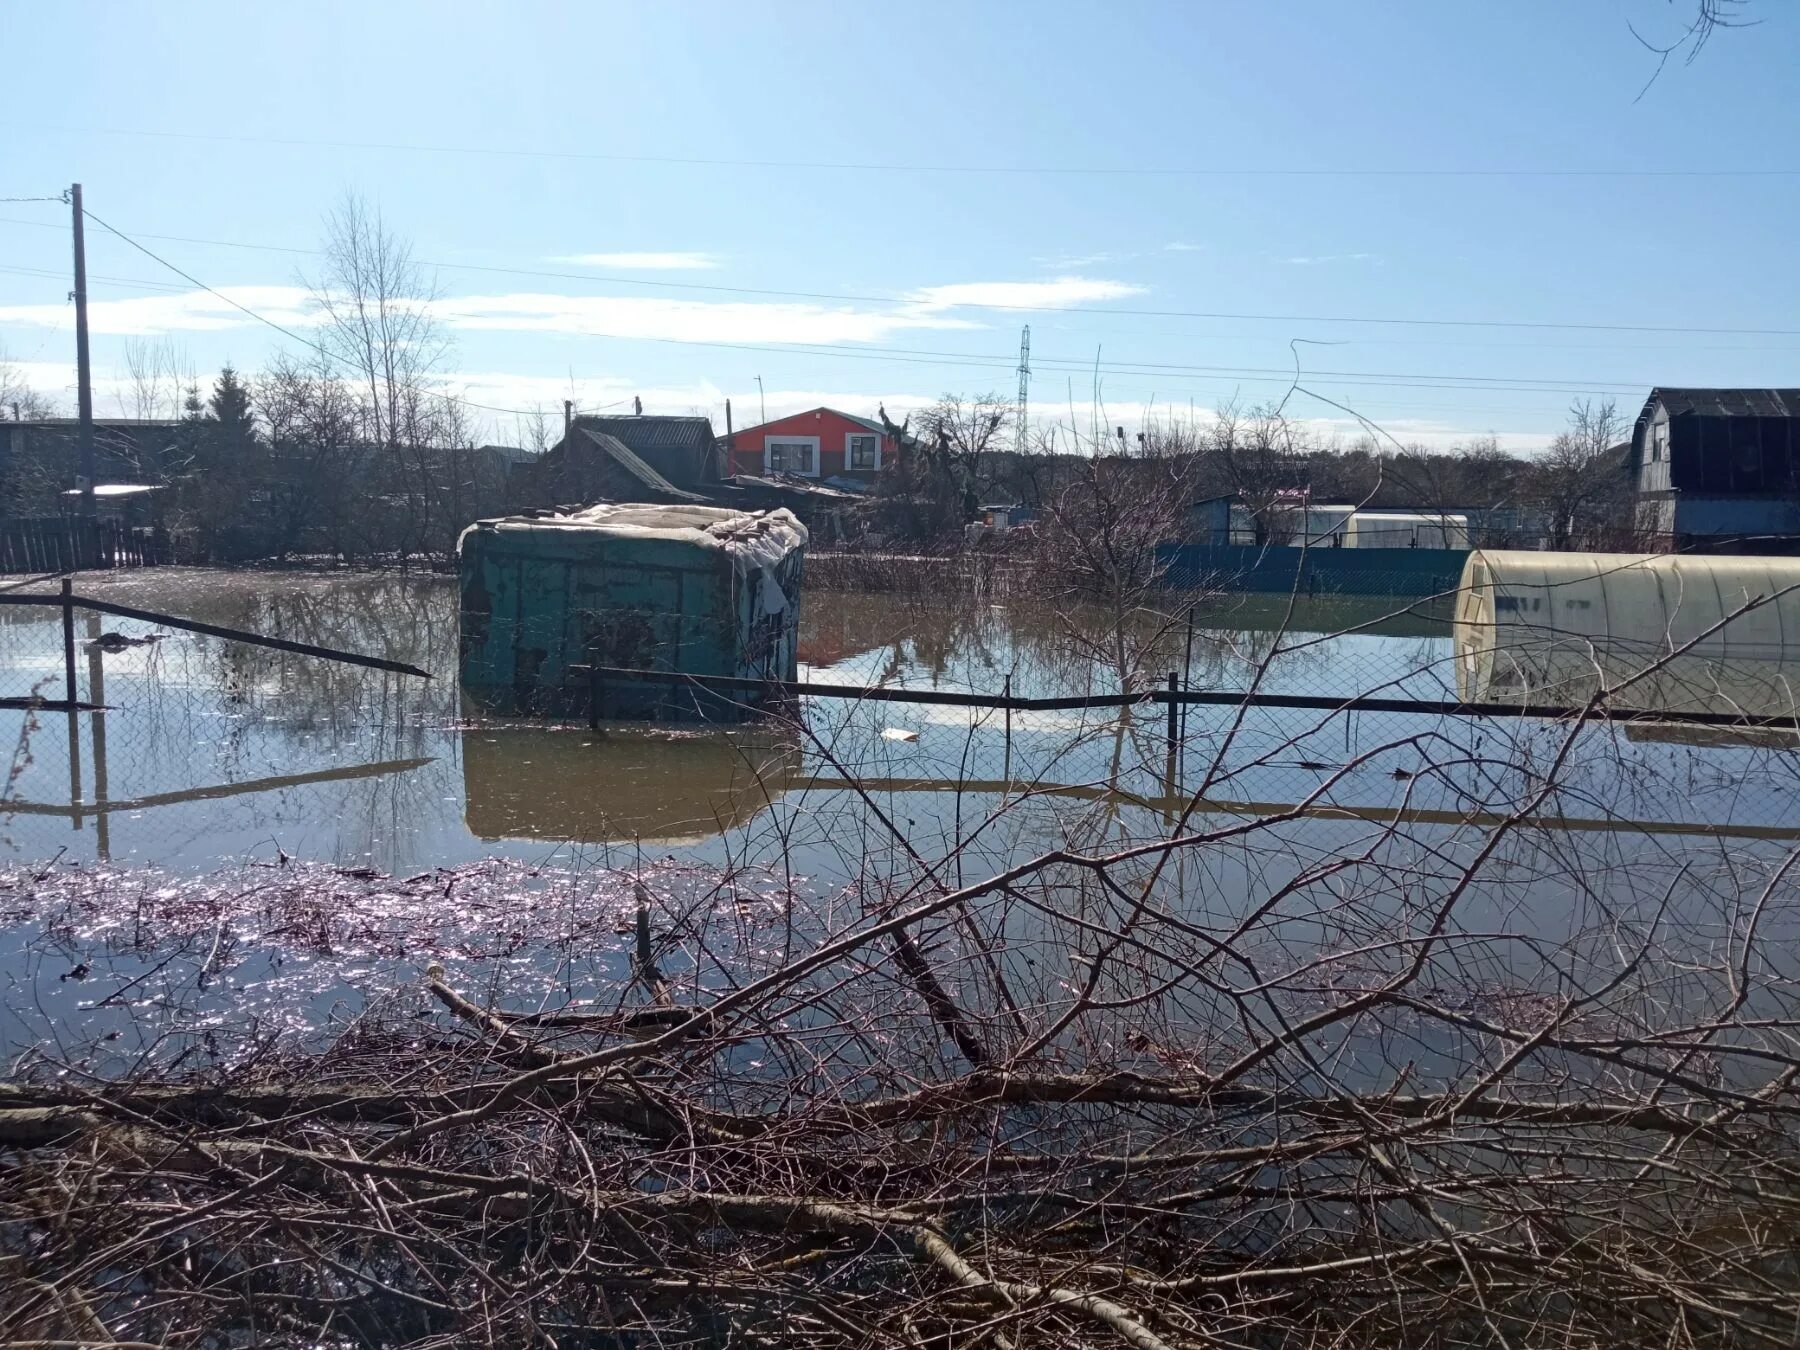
top-left (1, 577), bottom-right (1798, 872)
top-left (0, 516), bottom-right (166, 574)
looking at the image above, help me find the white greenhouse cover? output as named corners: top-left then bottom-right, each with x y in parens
top-left (1455, 550), bottom-right (1800, 716)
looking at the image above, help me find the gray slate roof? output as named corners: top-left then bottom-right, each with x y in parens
top-left (580, 429), bottom-right (708, 503)
top-left (1647, 389), bottom-right (1800, 419)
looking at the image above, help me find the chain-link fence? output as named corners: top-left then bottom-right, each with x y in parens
top-left (0, 573), bottom-right (1795, 881)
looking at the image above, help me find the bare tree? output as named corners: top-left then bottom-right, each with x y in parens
top-left (257, 350), bottom-right (368, 559)
top-left (306, 194), bottom-right (457, 557)
top-left (0, 345), bottom-right (56, 420)
top-left (1529, 397), bottom-right (1634, 550)
top-left (1211, 401), bottom-right (1308, 544)
top-left (1633, 0), bottom-right (1759, 97)
top-left (880, 393), bottom-right (1013, 540)
top-left (119, 336), bottom-right (192, 422)
top-left (1032, 416), bottom-right (1203, 690)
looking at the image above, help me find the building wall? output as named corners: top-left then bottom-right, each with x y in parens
top-left (1639, 405), bottom-right (1672, 495)
top-left (726, 409), bottom-right (897, 480)
top-left (1669, 412), bottom-right (1799, 496)
top-left (1156, 543), bottom-right (1469, 599)
top-left (1672, 495), bottom-right (1800, 539)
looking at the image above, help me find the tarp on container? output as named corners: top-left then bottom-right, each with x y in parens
top-left (468, 503), bottom-right (805, 567)
top-left (1454, 549), bottom-right (1800, 717)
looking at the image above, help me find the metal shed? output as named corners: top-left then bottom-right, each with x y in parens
top-left (1454, 549), bottom-right (1800, 717)
top-left (458, 503), bottom-right (807, 721)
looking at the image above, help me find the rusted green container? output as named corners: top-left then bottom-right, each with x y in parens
top-left (457, 504), bottom-right (806, 721)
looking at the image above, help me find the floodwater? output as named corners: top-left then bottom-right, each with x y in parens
top-left (2, 568), bottom-right (1797, 1069)
top-left (0, 570), bottom-right (1788, 874)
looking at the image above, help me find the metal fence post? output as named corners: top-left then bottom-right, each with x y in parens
top-left (1166, 670), bottom-right (1178, 755)
top-left (1003, 674), bottom-right (1013, 785)
top-left (61, 577), bottom-right (77, 707)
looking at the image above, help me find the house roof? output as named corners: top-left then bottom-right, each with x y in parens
top-left (577, 414), bottom-right (715, 454)
top-left (723, 407), bottom-right (895, 439)
top-left (580, 429), bottom-right (708, 503)
top-left (1647, 388), bottom-right (1800, 419)
top-left (1630, 388), bottom-right (1800, 469)
top-left (4, 418), bottom-right (186, 429)
top-left (831, 408), bottom-right (888, 435)
top-left (571, 414), bottom-right (718, 488)
top-left (475, 443), bottom-right (538, 465)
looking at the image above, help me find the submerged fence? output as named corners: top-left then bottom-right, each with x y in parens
top-left (0, 516), bottom-right (165, 574)
top-left (579, 658), bottom-right (1800, 846)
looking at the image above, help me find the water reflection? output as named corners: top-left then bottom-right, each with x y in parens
top-left (462, 726), bottom-right (799, 844)
top-left (0, 570), bottom-right (1793, 878)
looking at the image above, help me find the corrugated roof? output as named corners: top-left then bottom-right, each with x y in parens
top-left (581, 429), bottom-right (708, 503)
top-left (1648, 389), bottom-right (1800, 419)
top-left (577, 414), bottom-right (716, 454)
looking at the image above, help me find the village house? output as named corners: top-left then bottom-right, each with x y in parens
top-left (722, 407), bottom-right (904, 487)
top-left (0, 417), bottom-right (184, 515)
top-left (525, 413), bottom-right (723, 506)
top-left (1630, 388), bottom-right (1800, 552)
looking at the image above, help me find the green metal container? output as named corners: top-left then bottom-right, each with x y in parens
top-left (458, 504), bottom-right (807, 721)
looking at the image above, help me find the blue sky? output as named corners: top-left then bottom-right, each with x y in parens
top-left (2, 0), bottom-right (1797, 450)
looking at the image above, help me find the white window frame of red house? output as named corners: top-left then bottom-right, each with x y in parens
top-left (845, 431), bottom-right (882, 472)
top-left (765, 436), bottom-right (820, 477)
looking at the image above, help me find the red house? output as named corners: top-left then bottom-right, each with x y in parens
top-left (724, 407), bottom-right (905, 484)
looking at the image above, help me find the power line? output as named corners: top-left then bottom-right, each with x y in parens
top-left (75, 207), bottom-right (536, 418)
top-left (6, 210), bottom-right (1800, 338)
top-left (10, 123), bottom-right (1800, 179)
top-left (0, 257), bottom-right (1690, 400)
top-left (0, 261), bottom-right (190, 292)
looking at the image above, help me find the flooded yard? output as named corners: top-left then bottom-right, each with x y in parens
top-left (1, 569), bottom-right (1790, 877)
top-left (5, 568), bottom-right (1797, 1347)
top-left (2, 566), bottom-right (1796, 1070)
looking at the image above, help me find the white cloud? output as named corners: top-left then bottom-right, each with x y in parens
top-left (2, 272), bottom-right (1146, 347)
top-left (448, 372), bottom-right (936, 427)
top-left (432, 293), bottom-right (981, 344)
top-left (905, 276), bottom-right (1145, 312)
top-left (1163, 242), bottom-right (1204, 252)
top-left (547, 251), bottom-right (722, 270)
top-left (0, 287), bottom-right (320, 337)
top-left (6, 354), bottom-right (1558, 454)
top-left (1029, 251), bottom-right (1127, 268)
top-left (1282, 253), bottom-right (1381, 266)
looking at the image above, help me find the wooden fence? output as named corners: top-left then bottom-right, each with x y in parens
top-left (0, 517), bottom-right (163, 575)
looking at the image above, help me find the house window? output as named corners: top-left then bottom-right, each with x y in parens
top-left (847, 433), bottom-right (880, 471)
top-left (766, 437), bottom-right (819, 476)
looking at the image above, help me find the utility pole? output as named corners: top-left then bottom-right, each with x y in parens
top-left (70, 184), bottom-right (96, 514)
top-left (755, 375), bottom-right (766, 427)
top-left (1015, 325), bottom-right (1031, 452)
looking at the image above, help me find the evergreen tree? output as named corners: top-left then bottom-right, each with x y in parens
top-left (207, 365), bottom-right (254, 438)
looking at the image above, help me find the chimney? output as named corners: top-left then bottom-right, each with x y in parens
top-left (634, 396), bottom-right (643, 416)
top-left (723, 398), bottom-right (734, 480)
top-left (562, 399), bottom-right (573, 441)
